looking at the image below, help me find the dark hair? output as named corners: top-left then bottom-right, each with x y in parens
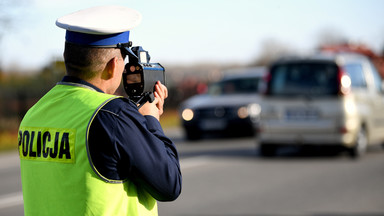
top-left (63, 42), bottom-right (122, 79)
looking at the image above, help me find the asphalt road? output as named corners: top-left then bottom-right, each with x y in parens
top-left (1, 128), bottom-right (384, 216)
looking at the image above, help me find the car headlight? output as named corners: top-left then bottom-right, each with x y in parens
top-left (237, 106), bottom-right (249, 119)
top-left (248, 103), bottom-right (261, 118)
top-left (237, 103), bottom-right (261, 119)
top-left (181, 108), bottom-right (194, 121)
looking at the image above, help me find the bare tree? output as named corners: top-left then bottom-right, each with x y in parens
top-left (316, 27), bottom-right (349, 48)
top-left (0, 0), bottom-right (27, 70)
top-left (249, 38), bottom-right (296, 66)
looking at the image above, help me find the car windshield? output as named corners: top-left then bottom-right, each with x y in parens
top-left (208, 77), bottom-right (260, 95)
top-left (268, 62), bottom-right (339, 96)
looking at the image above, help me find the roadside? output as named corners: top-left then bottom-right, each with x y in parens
top-left (0, 109), bottom-right (181, 152)
top-left (0, 132), bottom-right (18, 152)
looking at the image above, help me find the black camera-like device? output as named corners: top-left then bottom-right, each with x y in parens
top-left (120, 44), bottom-right (165, 105)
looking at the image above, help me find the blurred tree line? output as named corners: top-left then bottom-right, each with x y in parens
top-left (0, 61), bottom-right (66, 133)
top-left (0, 60), bottom-right (240, 136)
top-left (2, 38), bottom-right (383, 137)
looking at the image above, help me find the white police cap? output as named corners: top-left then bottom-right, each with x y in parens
top-left (56, 5), bottom-right (142, 47)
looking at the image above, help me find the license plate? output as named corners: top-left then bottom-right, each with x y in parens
top-left (285, 109), bottom-right (319, 121)
top-left (200, 120), bottom-right (227, 130)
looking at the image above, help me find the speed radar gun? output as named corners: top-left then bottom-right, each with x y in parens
top-left (120, 44), bottom-right (165, 108)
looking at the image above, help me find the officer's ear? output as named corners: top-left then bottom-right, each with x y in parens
top-left (105, 57), bottom-right (119, 79)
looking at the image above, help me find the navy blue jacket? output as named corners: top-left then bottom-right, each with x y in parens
top-left (62, 76), bottom-right (182, 201)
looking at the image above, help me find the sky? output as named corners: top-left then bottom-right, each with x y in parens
top-left (1, 0), bottom-right (384, 72)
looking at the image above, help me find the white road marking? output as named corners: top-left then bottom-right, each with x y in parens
top-left (0, 154), bottom-right (209, 210)
top-left (180, 156), bottom-right (211, 170)
top-left (0, 191), bottom-right (23, 209)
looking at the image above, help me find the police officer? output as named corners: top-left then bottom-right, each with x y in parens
top-left (18, 6), bottom-right (181, 216)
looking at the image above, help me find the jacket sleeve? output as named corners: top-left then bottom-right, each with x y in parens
top-left (88, 98), bottom-right (182, 201)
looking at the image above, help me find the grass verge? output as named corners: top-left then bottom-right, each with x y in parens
top-left (0, 132), bottom-right (18, 152)
top-left (160, 109), bottom-right (180, 129)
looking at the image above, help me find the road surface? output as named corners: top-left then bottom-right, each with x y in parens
top-left (1, 128), bottom-right (384, 215)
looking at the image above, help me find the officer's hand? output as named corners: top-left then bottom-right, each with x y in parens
top-left (154, 81), bottom-right (168, 116)
top-left (138, 81), bottom-right (168, 120)
top-left (139, 98), bottom-right (160, 120)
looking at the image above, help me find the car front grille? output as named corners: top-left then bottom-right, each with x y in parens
top-left (195, 107), bottom-right (236, 119)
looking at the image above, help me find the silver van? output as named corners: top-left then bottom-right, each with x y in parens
top-left (258, 52), bottom-right (384, 158)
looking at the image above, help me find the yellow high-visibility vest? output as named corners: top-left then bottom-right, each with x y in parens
top-left (18, 83), bottom-right (157, 216)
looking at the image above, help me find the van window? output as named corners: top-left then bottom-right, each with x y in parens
top-left (368, 61), bottom-right (383, 93)
top-left (268, 63), bottom-right (339, 96)
top-left (343, 64), bottom-right (367, 88)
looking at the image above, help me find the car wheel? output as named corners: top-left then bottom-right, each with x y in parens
top-left (349, 126), bottom-right (368, 159)
top-left (259, 143), bottom-right (277, 157)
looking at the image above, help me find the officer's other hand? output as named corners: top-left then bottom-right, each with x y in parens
top-left (154, 81), bottom-right (168, 116)
top-left (138, 81), bottom-right (168, 121)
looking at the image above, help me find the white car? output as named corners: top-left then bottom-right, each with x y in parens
top-left (180, 70), bottom-right (264, 140)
